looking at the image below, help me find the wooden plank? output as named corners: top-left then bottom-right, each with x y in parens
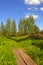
top-left (13, 49), bottom-right (26, 65)
top-left (13, 49), bottom-right (37, 65)
top-left (17, 49), bottom-right (37, 65)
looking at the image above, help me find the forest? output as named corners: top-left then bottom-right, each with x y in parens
top-left (0, 16), bottom-right (43, 36)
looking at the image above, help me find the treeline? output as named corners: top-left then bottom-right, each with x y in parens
top-left (0, 16), bottom-right (43, 37)
top-left (0, 18), bottom-right (16, 36)
top-left (18, 16), bottom-right (39, 35)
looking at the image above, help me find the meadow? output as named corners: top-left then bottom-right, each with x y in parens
top-left (0, 36), bottom-right (43, 65)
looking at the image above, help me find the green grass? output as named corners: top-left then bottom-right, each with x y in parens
top-left (0, 36), bottom-right (17, 65)
top-left (0, 36), bottom-right (43, 65)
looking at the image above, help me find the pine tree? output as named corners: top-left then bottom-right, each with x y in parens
top-left (1, 22), bottom-right (6, 35)
top-left (6, 18), bottom-right (11, 36)
top-left (11, 20), bottom-right (17, 36)
top-left (18, 19), bottom-right (25, 35)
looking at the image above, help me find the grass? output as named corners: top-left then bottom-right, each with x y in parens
top-left (0, 36), bottom-right (43, 65)
top-left (0, 36), bottom-right (17, 65)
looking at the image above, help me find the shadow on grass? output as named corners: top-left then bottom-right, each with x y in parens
top-left (6, 36), bottom-right (30, 42)
top-left (6, 36), bottom-right (43, 42)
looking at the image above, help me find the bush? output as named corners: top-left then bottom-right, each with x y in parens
top-left (32, 40), bottom-right (43, 49)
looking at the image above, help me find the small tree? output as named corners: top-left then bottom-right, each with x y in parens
top-left (18, 19), bottom-right (25, 35)
top-left (26, 16), bottom-right (35, 34)
top-left (34, 25), bottom-right (39, 33)
top-left (11, 20), bottom-right (17, 36)
top-left (6, 18), bottom-right (11, 36)
top-left (1, 22), bottom-right (6, 35)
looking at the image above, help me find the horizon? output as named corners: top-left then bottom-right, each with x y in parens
top-left (0, 0), bottom-right (43, 30)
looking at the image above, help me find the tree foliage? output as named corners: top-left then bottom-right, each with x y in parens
top-left (1, 22), bottom-right (6, 35)
top-left (0, 17), bottom-right (40, 36)
top-left (11, 20), bottom-right (17, 36)
top-left (18, 19), bottom-right (25, 35)
top-left (26, 17), bottom-right (35, 33)
top-left (18, 16), bottom-right (39, 35)
top-left (6, 18), bottom-right (11, 36)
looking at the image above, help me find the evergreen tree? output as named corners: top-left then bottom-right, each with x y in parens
top-left (18, 19), bottom-right (25, 35)
top-left (26, 16), bottom-right (35, 34)
top-left (34, 25), bottom-right (39, 33)
top-left (1, 22), bottom-right (6, 35)
top-left (11, 20), bottom-right (17, 36)
top-left (6, 18), bottom-right (11, 36)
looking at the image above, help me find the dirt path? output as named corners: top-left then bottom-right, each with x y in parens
top-left (13, 49), bottom-right (37, 65)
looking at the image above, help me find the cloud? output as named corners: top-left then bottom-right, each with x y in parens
top-left (40, 7), bottom-right (43, 11)
top-left (28, 7), bottom-right (31, 10)
top-left (28, 7), bottom-right (43, 11)
top-left (28, 7), bottom-right (38, 11)
top-left (25, 14), bottom-right (39, 19)
top-left (34, 7), bottom-right (38, 10)
top-left (24, 0), bottom-right (43, 5)
top-left (25, 15), bottom-right (30, 18)
top-left (32, 15), bottom-right (39, 19)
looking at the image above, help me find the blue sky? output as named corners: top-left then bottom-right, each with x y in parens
top-left (0, 0), bottom-right (43, 30)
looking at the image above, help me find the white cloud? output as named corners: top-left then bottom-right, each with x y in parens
top-left (28, 7), bottom-right (38, 11)
top-left (25, 14), bottom-right (39, 19)
top-left (35, 7), bottom-right (38, 10)
top-left (40, 7), bottom-right (43, 11)
top-left (25, 15), bottom-right (30, 18)
top-left (28, 7), bottom-right (31, 10)
top-left (25, 0), bottom-right (43, 5)
top-left (28, 7), bottom-right (43, 11)
top-left (32, 15), bottom-right (39, 19)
